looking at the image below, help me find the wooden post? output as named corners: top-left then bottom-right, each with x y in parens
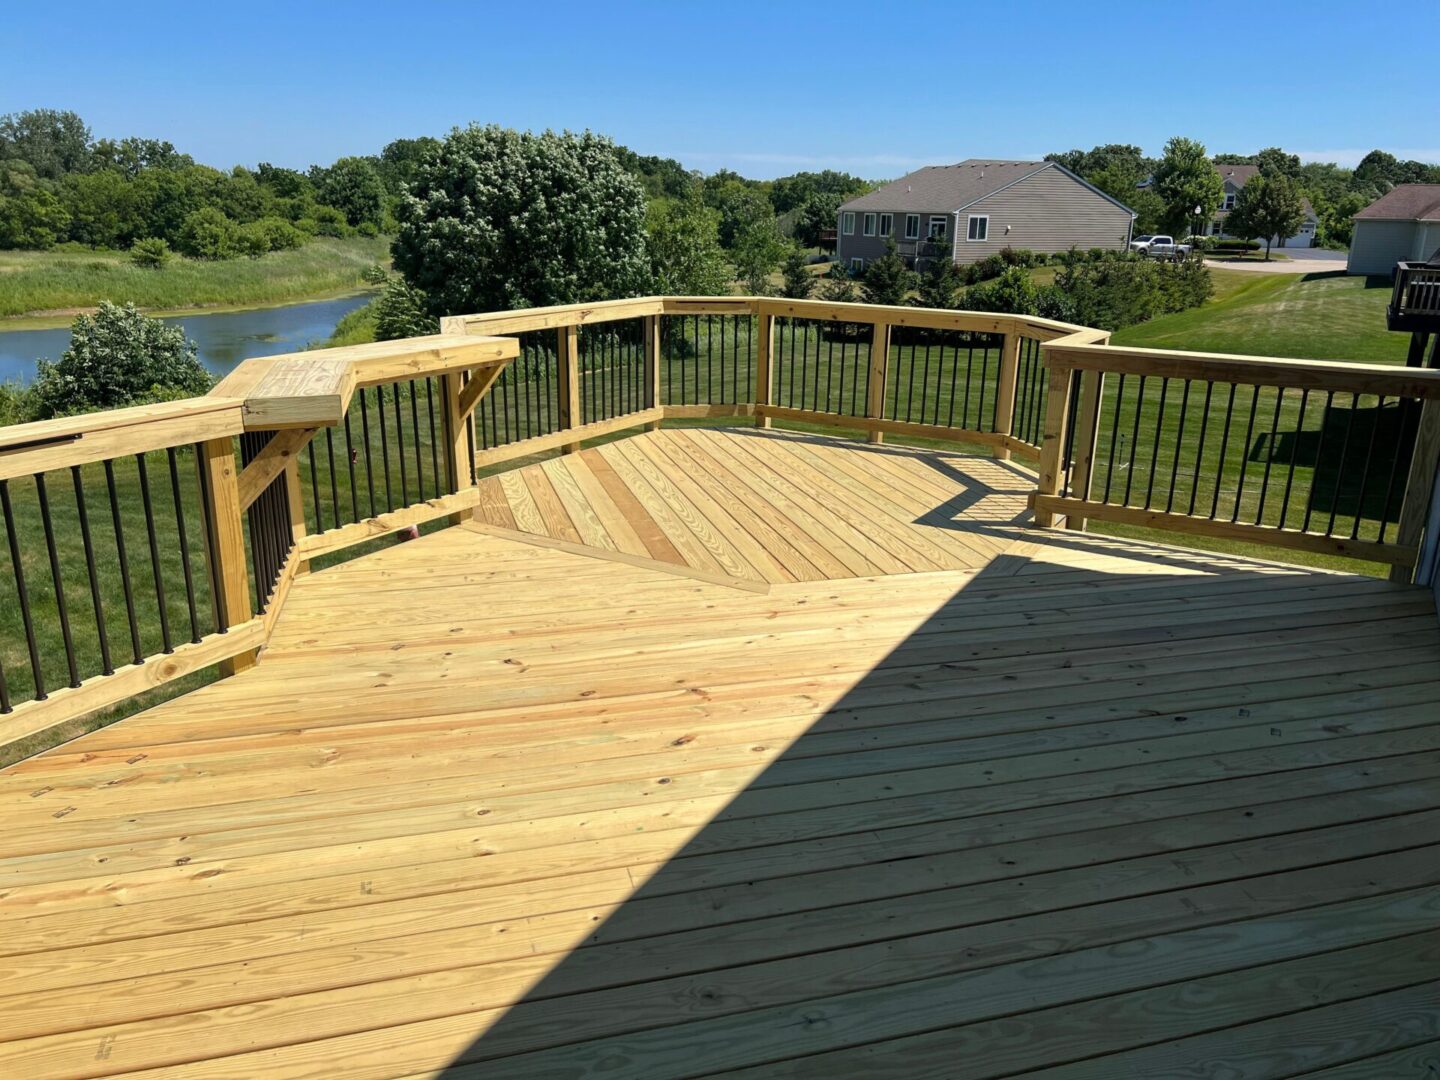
top-left (441, 371), bottom-right (474, 525)
top-left (1033, 355), bottom-right (1076, 530)
top-left (1064, 371), bottom-right (1105, 532)
top-left (992, 330), bottom-right (1023, 462)
top-left (754, 311), bottom-right (774, 429)
top-left (865, 321), bottom-right (891, 444)
top-left (201, 437), bottom-right (256, 674)
top-left (1390, 397), bottom-right (1440, 583)
top-left (644, 315), bottom-right (662, 431)
top-left (557, 324), bottom-right (581, 452)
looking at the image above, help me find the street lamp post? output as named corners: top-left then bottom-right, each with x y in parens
top-left (1193, 204), bottom-right (1202, 244)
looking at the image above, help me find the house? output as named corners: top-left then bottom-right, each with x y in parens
top-left (835, 159), bottom-right (1135, 272)
top-left (1208, 164), bottom-right (1317, 248)
top-left (1346, 184), bottom-right (1440, 275)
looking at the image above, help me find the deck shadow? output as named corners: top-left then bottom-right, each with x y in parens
top-left (418, 544), bottom-right (1414, 1075)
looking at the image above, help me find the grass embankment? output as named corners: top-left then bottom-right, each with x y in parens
top-left (0, 236), bottom-right (391, 324)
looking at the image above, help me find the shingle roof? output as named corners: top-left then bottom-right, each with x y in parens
top-left (839, 160), bottom-right (1053, 212)
top-left (1214, 164), bottom-right (1317, 220)
top-left (1354, 184), bottom-right (1440, 222)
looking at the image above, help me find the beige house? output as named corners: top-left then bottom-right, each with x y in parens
top-left (1346, 184), bottom-right (1440, 275)
top-left (836, 159), bottom-right (1135, 272)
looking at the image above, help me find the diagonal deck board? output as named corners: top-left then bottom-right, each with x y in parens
top-left (0, 429), bottom-right (1437, 1078)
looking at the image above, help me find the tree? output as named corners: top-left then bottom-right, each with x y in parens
top-left (708, 181), bottom-right (774, 249)
top-left (129, 237), bottom-right (171, 268)
top-left (779, 247), bottom-right (814, 299)
top-left (311, 156), bottom-right (385, 227)
top-left (1255, 147), bottom-right (1301, 179)
top-left (916, 247), bottom-right (963, 309)
top-left (793, 192), bottom-right (844, 248)
top-left (646, 192), bottom-right (731, 296)
top-left (391, 125), bottom-right (650, 315)
top-left (30, 302), bottom-right (211, 417)
top-left (91, 137), bottom-right (192, 178)
top-left (0, 161), bottom-right (69, 249)
top-left (376, 137), bottom-right (442, 197)
top-left (177, 206), bottom-right (239, 259)
top-left (962, 266), bottom-right (1039, 316)
top-left (861, 240), bottom-right (915, 306)
top-left (819, 262), bottom-right (860, 303)
top-left (0, 108), bottom-right (92, 179)
top-left (1151, 137), bottom-right (1224, 236)
top-left (769, 170), bottom-right (870, 215)
top-left (1225, 174), bottom-right (1307, 260)
top-left (373, 278), bottom-right (440, 340)
top-left (731, 212), bottom-right (786, 296)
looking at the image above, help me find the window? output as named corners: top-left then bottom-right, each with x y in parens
top-left (842, 212), bottom-right (855, 235)
top-left (1223, 193), bottom-right (1236, 210)
top-left (879, 213), bottom-right (893, 237)
top-left (863, 213), bottom-right (876, 237)
top-left (1211, 221), bottom-right (1224, 236)
top-left (904, 214), bottom-right (920, 240)
top-left (966, 215), bottom-right (989, 242)
top-left (928, 215), bottom-right (949, 240)
top-left (850, 257), bottom-right (864, 272)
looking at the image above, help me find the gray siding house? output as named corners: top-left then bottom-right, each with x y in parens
top-left (1347, 185), bottom-right (1440, 275)
top-left (836, 159), bottom-right (1135, 271)
top-left (1209, 165), bottom-right (1317, 248)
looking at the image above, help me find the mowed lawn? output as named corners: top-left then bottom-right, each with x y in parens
top-left (1112, 269), bottom-right (1406, 364)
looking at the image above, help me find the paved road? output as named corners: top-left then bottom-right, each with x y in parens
top-left (1203, 248), bottom-right (1348, 274)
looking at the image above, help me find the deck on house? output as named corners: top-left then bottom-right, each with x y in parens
top-left (2, 428), bottom-right (1439, 1078)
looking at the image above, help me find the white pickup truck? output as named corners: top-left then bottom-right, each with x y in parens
top-left (1129, 235), bottom-right (1192, 260)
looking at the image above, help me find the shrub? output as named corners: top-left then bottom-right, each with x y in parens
top-left (0, 380), bottom-right (35, 425)
top-left (356, 221), bottom-right (380, 238)
top-left (861, 240), bottom-right (915, 306)
top-left (176, 207), bottom-right (238, 259)
top-left (129, 237), bottom-right (171, 269)
top-left (251, 216), bottom-right (306, 251)
top-left (1053, 255), bottom-right (1212, 330)
top-left (779, 247), bottom-right (814, 300)
top-left (372, 277), bottom-right (439, 340)
top-left (235, 222), bottom-right (271, 258)
top-left (309, 205), bottom-right (350, 238)
top-left (360, 263), bottom-right (388, 285)
top-left (30, 301), bottom-right (212, 417)
top-left (962, 267), bottom-right (1040, 316)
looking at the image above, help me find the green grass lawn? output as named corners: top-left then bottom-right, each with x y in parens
top-left (0, 236), bottom-right (391, 324)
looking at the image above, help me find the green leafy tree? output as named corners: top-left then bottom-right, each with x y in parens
top-left (62, 169), bottom-right (141, 247)
top-left (861, 240), bottom-right (916, 306)
top-left (1151, 137), bottom-right (1224, 236)
top-left (708, 182), bottom-right (774, 249)
top-left (311, 156), bottom-right (385, 227)
top-left (819, 262), bottom-right (860, 303)
top-left (30, 302), bottom-right (211, 417)
top-left (177, 206), bottom-right (239, 259)
top-left (373, 278), bottom-right (440, 340)
top-left (962, 266), bottom-right (1039, 316)
top-left (731, 213), bottom-right (786, 296)
top-left (793, 192), bottom-right (845, 248)
top-left (377, 137), bottom-right (442, 196)
top-left (1225, 174), bottom-right (1307, 260)
top-left (646, 192), bottom-right (731, 296)
top-left (0, 161), bottom-right (70, 249)
top-left (769, 170), bottom-right (871, 214)
top-left (780, 247), bottom-right (814, 299)
top-left (1314, 190), bottom-right (1369, 249)
top-left (0, 108), bottom-right (92, 179)
top-left (392, 125), bottom-right (650, 315)
top-left (916, 248), bottom-right (963, 309)
top-left (91, 137), bottom-right (192, 178)
top-left (129, 237), bottom-right (171, 268)
top-left (1255, 147), bottom-right (1302, 179)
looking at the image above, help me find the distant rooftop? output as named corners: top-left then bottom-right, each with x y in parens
top-left (840, 159), bottom-right (1052, 212)
top-left (1355, 183), bottom-right (1440, 222)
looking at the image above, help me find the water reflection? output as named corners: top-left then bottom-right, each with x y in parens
top-left (0, 293), bottom-right (374, 384)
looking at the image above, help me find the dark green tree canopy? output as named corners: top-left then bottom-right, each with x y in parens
top-left (1152, 137), bottom-right (1224, 235)
top-left (779, 247), bottom-right (814, 300)
top-left (0, 108), bottom-right (93, 179)
top-left (310, 156), bottom-right (386, 227)
top-left (861, 240), bottom-right (915, 307)
top-left (391, 125), bottom-right (651, 314)
top-left (646, 192), bottom-right (731, 297)
top-left (1225, 174), bottom-right (1308, 259)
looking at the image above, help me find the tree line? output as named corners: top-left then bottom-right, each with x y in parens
top-left (1046, 139), bottom-right (1440, 249)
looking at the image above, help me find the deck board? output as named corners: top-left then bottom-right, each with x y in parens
top-left (1, 429), bottom-right (1437, 1078)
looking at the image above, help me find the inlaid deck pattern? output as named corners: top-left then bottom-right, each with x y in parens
top-left (2, 430), bottom-right (1439, 1078)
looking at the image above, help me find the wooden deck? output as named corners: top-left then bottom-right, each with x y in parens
top-left (2, 429), bottom-right (1439, 1078)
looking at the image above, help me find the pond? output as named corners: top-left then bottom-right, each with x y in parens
top-left (0, 292), bottom-right (374, 385)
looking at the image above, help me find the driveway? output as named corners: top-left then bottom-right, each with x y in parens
top-left (1204, 247), bottom-right (1348, 274)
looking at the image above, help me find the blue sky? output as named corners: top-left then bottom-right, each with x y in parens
top-left (3, 0), bottom-right (1436, 179)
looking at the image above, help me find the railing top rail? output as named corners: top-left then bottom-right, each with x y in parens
top-left (1044, 341), bottom-right (1440, 399)
top-left (217, 334), bottom-right (518, 430)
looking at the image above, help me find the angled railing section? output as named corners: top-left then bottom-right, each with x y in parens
top-left (0, 334), bottom-right (517, 752)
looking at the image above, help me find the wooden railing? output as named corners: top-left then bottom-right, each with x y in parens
top-left (1389, 261), bottom-right (1440, 334)
top-left (1029, 342), bottom-right (1440, 581)
top-left (5, 293), bottom-right (1440, 758)
top-left (0, 333), bottom-right (517, 752)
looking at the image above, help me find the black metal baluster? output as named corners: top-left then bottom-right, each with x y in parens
top-left (307, 437), bottom-right (325, 533)
top-left (135, 454), bottom-right (173, 654)
top-left (1103, 374), bottom-right (1127, 503)
top-left (358, 391), bottom-right (378, 516)
top-left (342, 411), bottom-right (360, 521)
top-left (1164, 380), bottom-right (1191, 513)
top-left (1325, 393), bottom-right (1360, 536)
top-left (2, 479), bottom-right (47, 699)
top-left (425, 379), bottom-right (442, 499)
top-left (165, 448), bottom-right (202, 644)
top-left (104, 460), bottom-right (143, 662)
top-left (1210, 384), bottom-right (1238, 519)
top-left (962, 340), bottom-right (975, 429)
top-left (33, 475), bottom-right (79, 687)
top-left (1348, 393), bottom-right (1385, 540)
top-left (324, 428), bottom-right (341, 525)
top-left (1142, 378), bottom-right (1170, 510)
top-left (70, 465), bottom-right (113, 675)
top-left (1277, 389), bottom-right (1309, 529)
top-left (408, 380), bottom-right (424, 498)
top-left (1187, 381), bottom-right (1214, 517)
top-left (1231, 385), bottom-right (1262, 523)
top-left (1302, 391), bottom-right (1336, 533)
top-left (192, 444), bottom-right (224, 634)
top-left (392, 384), bottom-right (409, 506)
top-left (1377, 398), bottom-right (1416, 542)
top-left (1123, 376), bottom-right (1146, 505)
top-left (1254, 386), bottom-right (1286, 526)
top-left (375, 387), bottom-right (394, 511)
